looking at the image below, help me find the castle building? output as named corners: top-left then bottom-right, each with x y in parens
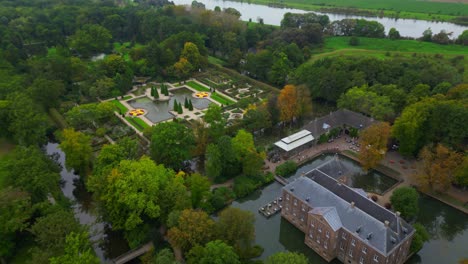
top-left (281, 168), bottom-right (414, 264)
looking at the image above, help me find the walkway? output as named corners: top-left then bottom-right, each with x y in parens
top-left (112, 242), bottom-right (153, 264)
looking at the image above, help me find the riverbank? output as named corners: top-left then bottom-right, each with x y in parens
top-left (227, 0), bottom-right (468, 24)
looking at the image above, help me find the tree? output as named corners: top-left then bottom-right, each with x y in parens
top-left (203, 104), bottom-right (226, 140)
top-left (277, 84), bottom-right (299, 124)
top-left (68, 24), bottom-right (112, 57)
top-left (0, 146), bottom-right (60, 203)
top-left (410, 223), bottom-right (429, 253)
top-left (388, 28), bottom-right (400, 40)
top-left (457, 30), bottom-right (468, 45)
top-left (167, 209), bottom-right (215, 252)
top-left (232, 130), bottom-right (265, 177)
top-left (358, 122), bottom-right (391, 171)
top-left (0, 187), bottom-right (32, 258)
top-left (216, 208), bottom-right (255, 258)
top-left (59, 128), bottom-right (92, 174)
top-left (181, 42), bottom-right (203, 70)
top-left (432, 30), bottom-right (451, 45)
top-left (49, 232), bottom-right (100, 264)
top-left (417, 144), bottom-right (463, 193)
top-left (151, 248), bottom-right (178, 264)
top-left (454, 156), bottom-right (468, 188)
top-left (30, 209), bottom-right (84, 254)
top-left (94, 157), bottom-right (173, 231)
top-left (390, 187), bottom-right (419, 220)
top-left (218, 135), bottom-right (241, 179)
top-left (265, 252), bottom-right (308, 264)
top-left (151, 122), bottom-right (195, 170)
top-left (187, 240), bottom-right (241, 264)
top-left (421, 28), bottom-right (432, 42)
top-left (28, 78), bottom-right (65, 109)
top-left (6, 93), bottom-right (49, 146)
top-left (65, 102), bottom-right (114, 129)
top-left (187, 173), bottom-right (211, 209)
top-left (89, 77), bottom-right (114, 99)
top-left (205, 144), bottom-right (222, 181)
top-left (242, 105), bottom-right (272, 133)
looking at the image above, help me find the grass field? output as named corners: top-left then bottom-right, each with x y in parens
top-left (186, 81), bottom-right (211, 92)
top-left (186, 81), bottom-right (236, 105)
top-left (233, 0), bottom-right (468, 21)
top-left (125, 117), bottom-right (150, 132)
top-left (111, 99), bottom-right (129, 114)
top-left (320, 37), bottom-right (468, 55)
top-left (208, 56), bottom-right (227, 66)
top-left (113, 42), bottom-right (144, 61)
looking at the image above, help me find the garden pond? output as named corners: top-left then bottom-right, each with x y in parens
top-left (127, 87), bottom-right (211, 123)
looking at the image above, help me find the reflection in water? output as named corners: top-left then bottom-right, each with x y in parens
top-left (171, 0), bottom-right (468, 38)
top-left (45, 143), bottom-right (130, 261)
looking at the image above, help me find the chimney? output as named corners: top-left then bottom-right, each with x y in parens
top-left (384, 220), bottom-right (389, 227)
top-left (396, 211), bottom-right (401, 217)
top-left (350, 202), bottom-right (355, 208)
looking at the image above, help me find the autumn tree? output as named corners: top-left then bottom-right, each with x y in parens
top-left (181, 42), bottom-right (204, 70)
top-left (277, 84), bottom-right (298, 124)
top-left (59, 128), bottom-right (93, 174)
top-left (216, 208), bottom-right (256, 259)
top-left (173, 58), bottom-right (193, 80)
top-left (167, 209), bottom-right (216, 252)
top-left (417, 144), bottom-right (463, 193)
top-left (277, 84), bottom-right (311, 125)
top-left (358, 122), bottom-right (391, 171)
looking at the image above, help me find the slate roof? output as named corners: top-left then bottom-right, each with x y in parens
top-left (284, 171), bottom-right (414, 255)
top-left (310, 207), bottom-right (342, 231)
top-left (303, 109), bottom-right (376, 138)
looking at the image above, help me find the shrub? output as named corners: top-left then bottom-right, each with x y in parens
top-left (371, 195), bottom-right (379, 202)
top-left (233, 176), bottom-right (257, 198)
top-left (384, 202), bottom-right (392, 209)
top-left (349, 36), bottom-right (360, 46)
top-left (275, 161), bottom-right (298, 177)
top-left (95, 127), bottom-right (106, 137)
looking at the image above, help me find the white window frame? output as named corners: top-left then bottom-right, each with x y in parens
top-left (340, 243), bottom-right (344, 250)
top-left (351, 239), bottom-right (356, 246)
top-left (326, 231), bottom-right (330, 238)
top-left (318, 227), bottom-right (322, 233)
top-left (324, 241), bottom-right (328, 249)
top-left (349, 249), bottom-right (353, 257)
top-left (373, 255), bottom-right (379, 262)
top-left (342, 233), bottom-right (347, 240)
top-left (362, 247), bottom-right (367, 254)
top-left (360, 256), bottom-right (364, 264)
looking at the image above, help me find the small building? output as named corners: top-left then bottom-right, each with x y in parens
top-left (274, 130), bottom-right (315, 158)
top-left (304, 109), bottom-right (376, 140)
top-left (281, 170), bottom-right (414, 264)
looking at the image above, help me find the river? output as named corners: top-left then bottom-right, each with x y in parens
top-left (45, 142), bottom-right (130, 263)
top-left (172, 0), bottom-right (468, 38)
top-left (230, 155), bottom-right (468, 263)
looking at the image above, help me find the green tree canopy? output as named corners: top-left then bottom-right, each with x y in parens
top-left (265, 252), bottom-right (308, 264)
top-left (390, 187), bottom-right (419, 220)
top-left (49, 232), bottom-right (100, 264)
top-left (59, 128), bottom-right (92, 174)
top-left (95, 157), bottom-right (174, 231)
top-left (410, 223), bottom-right (429, 253)
top-left (187, 240), bottom-right (240, 264)
top-left (151, 122), bottom-right (195, 170)
top-left (68, 24), bottom-right (112, 57)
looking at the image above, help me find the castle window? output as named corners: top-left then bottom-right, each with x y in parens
top-left (360, 256), bottom-right (364, 264)
top-left (373, 255), bottom-right (379, 262)
top-left (362, 247), bottom-right (367, 254)
top-left (349, 249), bottom-right (353, 257)
top-left (311, 222), bottom-right (315, 228)
top-left (326, 231), bottom-right (330, 238)
top-left (294, 199), bottom-right (297, 206)
top-left (301, 217), bottom-right (304, 222)
top-left (318, 227), bottom-right (322, 233)
top-left (286, 207), bottom-right (289, 211)
top-left (286, 194), bottom-right (290, 200)
top-left (302, 205), bottom-right (306, 212)
top-left (316, 237), bottom-right (320, 244)
top-left (340, 243), bottom-right (344, 250)
top-left (351, 239), bottom-right (356, 246)
top-left (309, 233), bottom-right (313, 239)
top-left (342, 233), bottom-right (347, 240)
top-left (324, 241), bottom-right (328, 249)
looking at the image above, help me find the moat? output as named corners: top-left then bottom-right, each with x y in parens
top-left (230, 154), bottom-right (468, 263)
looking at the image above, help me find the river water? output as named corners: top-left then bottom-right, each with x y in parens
top-left (172, 0), bottom-right (468, 38)
top-left (45, 143), bottom-right (129, 262)
top-left (230, 155), bottom-right (468, 263)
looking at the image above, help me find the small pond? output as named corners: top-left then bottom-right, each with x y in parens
top-left (127, 87), bottom-right (211, 123)
top-left (230, 153), bottom-right (467, 263)
top-left (294, 153), bottom-right (398, 195)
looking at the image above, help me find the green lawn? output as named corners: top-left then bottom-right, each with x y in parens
top-left (125, 117), bottom-right (150, 132)
top-left (208, 56), bottom-right (227, 66)
top-left (186, 81), bottom-right (210, 92)
top-left (211, 93), bottom-right (235, 106)
top-left (122, 95), bottom-right (132, 100)
top-left (111, 100), bottom-right (128, 114)
top-left (231, 0), bottom-right (468, 22)
top-left (322, 37), bottom-right (468, 55)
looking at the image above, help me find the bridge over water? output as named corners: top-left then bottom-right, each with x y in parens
top-left (112, 242), bottom-right (153, 264)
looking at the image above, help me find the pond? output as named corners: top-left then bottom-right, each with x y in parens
top-left (230, 154), bottom-right (468, 263)
top-left (127, 87), bottom-right (211, 123)
top-left (294, 153), bottom-right (398, 195)
top-left (172, 0), bottom-right (468, 38)
top-left (45, 142), bottom-right (130, 262)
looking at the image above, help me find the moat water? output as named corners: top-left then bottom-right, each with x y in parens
top-left (230, 154), bottom-right (468, 263)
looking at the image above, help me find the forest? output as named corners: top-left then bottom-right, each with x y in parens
top-left (0, 0), bottom-right (467, 263)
